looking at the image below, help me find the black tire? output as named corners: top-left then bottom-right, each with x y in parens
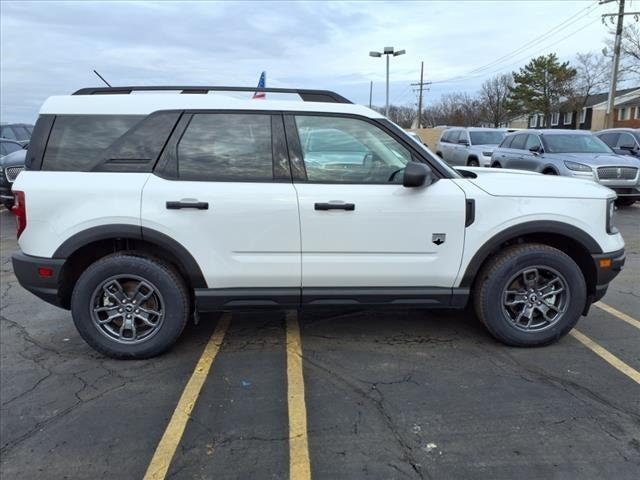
top-left (473, 243), bottom-right (586, 347)
top-left (491, 162), bottom-right (501, 168)
top-left (615, 197), bottom-right (636, 207)
top-left (467, 158), bottom-right (480, 167)
top-left (542, 169), bottom-right (557, 175)
top-left (436, 152), bottom-right (443, 158)
top-left (71, 253), bottom-right (190, 359)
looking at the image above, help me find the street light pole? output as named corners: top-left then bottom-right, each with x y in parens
top-left (369, 47), bottom-right (405, 118)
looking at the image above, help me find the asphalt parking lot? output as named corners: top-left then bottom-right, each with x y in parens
top-left (1, 206), bottom-right (639, 480)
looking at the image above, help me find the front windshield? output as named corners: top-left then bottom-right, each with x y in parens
top-left (542, 134), bottom-right (613, 154)
top-left (469, 131), bottom-right (506, 145)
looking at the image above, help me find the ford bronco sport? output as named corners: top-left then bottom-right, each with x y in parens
top-left (11, 86), bottom-right (625, 358)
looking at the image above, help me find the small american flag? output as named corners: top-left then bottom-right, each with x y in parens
top-left (252, 71), bottom-right (266, 99)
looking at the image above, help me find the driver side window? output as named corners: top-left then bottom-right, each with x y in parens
top-left (294, 115), bottom-right (412, 184)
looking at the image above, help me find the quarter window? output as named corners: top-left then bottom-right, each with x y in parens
top-left (42, 115), bottom-right (144, 171)
top-left (177, 114), bottom-right (273, 181)
top-left (294, 115), bottom-right (412, 184)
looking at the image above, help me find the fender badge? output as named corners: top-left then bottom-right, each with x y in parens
top-left (432, 233), bottom-right (446, 246)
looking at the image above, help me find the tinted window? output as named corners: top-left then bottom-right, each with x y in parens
top-left (469, 131), bottom-right (506, 145)
top-left (178, 114), bottom-right (273, 181)
top-left (618, 133), bottom-right (637, 149)
top-left (98, 112), bottom-right (180, 171)
top-left (11, 126), bottom-right (31, 141)
top-left (597, 132), bottom-right (620, 147)
top-left (295, 115), bottom-right (412, 184)
top-left (43, 115), bottom-right (144, 171)
top-left (1, 142), bottom-right (21, 156)
top-left (510, 134), bottom-right (527, 150)
top-left (525, 134), bottom-right (541, 150)
top-left (542, 134), bottom-right (612, 154)
top-left (441, 131), bottom-right (451, 143)
top-left (499, 135), bottom-right (514, 148)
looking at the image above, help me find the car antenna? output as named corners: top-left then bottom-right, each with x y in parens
top-left (93, 70), bottom-right (112, 87)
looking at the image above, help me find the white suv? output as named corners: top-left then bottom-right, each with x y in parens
top-left (12, 86), bottom-right (625, 358)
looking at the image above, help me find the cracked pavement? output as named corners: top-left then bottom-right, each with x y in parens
top-left (1, 206), bottom-right (639, 479)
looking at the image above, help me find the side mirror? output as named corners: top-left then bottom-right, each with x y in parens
top-left (614, 148), bottom-right (632, 156)
top-left (458, 139), bottom-right (469, 146)
top-left (529, 145), bottom-right (540, 154)
top-left (403, 161), bottom-right (433, 188)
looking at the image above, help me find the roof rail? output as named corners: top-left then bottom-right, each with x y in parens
top-left (72, 86), bottom-right (352, 104)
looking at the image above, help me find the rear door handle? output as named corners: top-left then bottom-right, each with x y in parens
top-left (314, 202), bottom-right (355, 211)
top-left (166, 200), bottom-right (209, 210)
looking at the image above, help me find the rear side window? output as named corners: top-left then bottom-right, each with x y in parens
top-left (597, 132), bottom-right (619, 147)
top-left (177, 114), bottom-right (273, 181)
top-left (42, 115), bottom-right (144, 171)
top-left (499, 135), bottom-right (514, 148)
top-left (510, 134), bottom-right (527, 150)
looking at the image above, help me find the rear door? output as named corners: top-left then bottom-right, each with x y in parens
top-left (141, 112), bottom-right (301, 294)
top-left (519, 134), bottom-right (543, 170)
top-left (504, 134), bottom-right (527, 169)
top-left (285, 114), bottom-right (467, 296)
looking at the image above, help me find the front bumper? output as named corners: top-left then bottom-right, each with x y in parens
top-left (12, 252), bottom-right (66, 308)
top-left (586, 249), bottom-right (625, 311)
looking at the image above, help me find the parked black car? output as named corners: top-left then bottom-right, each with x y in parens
top-left (0, 123), bottom-right (33, 147)
top-left (594, 128), bottom-right (640, 158)
top-left (0, 139), bottom-right (27, 209)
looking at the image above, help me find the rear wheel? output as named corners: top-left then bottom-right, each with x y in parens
top-left (543, 169), bottom-right (557, 175)
top-left (491, 162), bottom-right (502, 168)
top-left (474, 244), bottom-right (586, 347)
top-left (467, 158), bottom-right (480, 167)
top-left (71, 253), bottom-right (190, 359)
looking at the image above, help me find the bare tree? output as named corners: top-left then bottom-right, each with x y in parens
top-left (620, 23), bottom-right (640, 78)
top-left (568, 52), bottom-right (610, 129)
top-left (372, 105), bottom-right (416, 128)
top-left (424, 93), bottom-right (484, 127)
top-left (479, 74), bottom-right (513, 127)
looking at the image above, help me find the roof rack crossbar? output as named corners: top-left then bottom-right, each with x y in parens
top-left (72, 86), bottom-right (352, 104)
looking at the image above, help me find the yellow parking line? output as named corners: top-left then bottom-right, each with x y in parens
top-left (286, 310), bottom-right (311, 480)
top-left (143, 313), bottom-right (231, 480)
top-left (570, 329), bottom-right (640, 385)
top-left (594, 302), bottom-right (640, 330)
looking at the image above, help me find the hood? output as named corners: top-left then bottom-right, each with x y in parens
top-left (0, 149), bottom-right (26, 168)
top-left (456, 167), bottom-right (614, 199)
top-left (470, 144), bottom-right (498, 152)
top-left (544, 152), bottom-right (640, 167)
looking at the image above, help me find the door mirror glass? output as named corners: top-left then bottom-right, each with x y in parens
top-left (458, 138), bottom-right (469, 145)
top-left (529, 144), bottom-right (540, 153)
top-left (403, 161), bottom-right (433, 187)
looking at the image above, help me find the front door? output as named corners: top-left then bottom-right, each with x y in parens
top-left (285, 114), bottom-right (467, 293)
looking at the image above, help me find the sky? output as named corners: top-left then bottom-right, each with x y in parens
top-left (0, 0), bottom-right (628, 123)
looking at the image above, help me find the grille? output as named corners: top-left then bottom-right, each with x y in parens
top-left (5, 166), bottom-right (24, 182)
top-left (597, 166), bottom-right (637, 180)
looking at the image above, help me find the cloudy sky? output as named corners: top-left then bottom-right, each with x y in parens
top-left (0, 0), bottom-right (624, 122)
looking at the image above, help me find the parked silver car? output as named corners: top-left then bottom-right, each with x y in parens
top-left (435, 127), bottom-right (506, 167)
top-left (491, 129), bottom-right (640, 206)
top-left (594, 128), bottom-right (640, 158)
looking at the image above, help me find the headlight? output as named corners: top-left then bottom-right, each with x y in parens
top-left (482, 151), bottom-right (493, 157)
top-left (564, 161), bottom-right (592, 172)
top-left (606, 198), bottom-right (617, 234)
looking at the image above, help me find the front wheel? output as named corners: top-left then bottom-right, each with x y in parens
top-left (473, 244), bottom-right (586, 347)
top-left (467, 158), bottom-right (480, 167)
top-left (71, 253), bottom-right (190, 359)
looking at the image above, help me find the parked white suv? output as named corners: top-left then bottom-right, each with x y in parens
top-left (12, 86), bottom-right (625, 358)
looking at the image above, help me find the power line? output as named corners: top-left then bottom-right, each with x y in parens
top-left (432, 15), bottom-right (601, 85)
top-left (432, 1), bottom-right (601, 85)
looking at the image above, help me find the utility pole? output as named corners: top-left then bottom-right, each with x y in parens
top-left (411, 62), bottom-right (432, 128)
top-left (603, 0), bottom-right (626, 128)
top-left (369, 81), bottom-right (373, 108)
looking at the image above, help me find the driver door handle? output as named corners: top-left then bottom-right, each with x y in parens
top-left (166, 200), bottom-right (209, 210)
top-left (314, 202), bottom-right (355, 211)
